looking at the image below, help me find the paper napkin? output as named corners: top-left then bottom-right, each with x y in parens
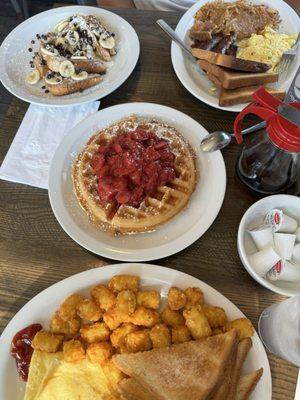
top-left (0, 102), bottom-right (100, 189)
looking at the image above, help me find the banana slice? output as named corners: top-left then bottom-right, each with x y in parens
top-left (41, 45), bottom-right (58, 57)
top-left (66, 30), bottom-right (79, 46)
top-left (59, 60), bottom-right (75, 78)
top-left (54, 18), bottom-right (69, 33)
top-left (26, 70), bottom-right (40, 85)
top-left (71, 71), bottom-right (88, 81)
top-left (45, 74), bottom-right (63, 85)
top-left (99, 33), bottom-right (115, 50)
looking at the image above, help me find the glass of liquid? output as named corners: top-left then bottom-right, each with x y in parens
top-left (258, 296), bottom-right (300, 366)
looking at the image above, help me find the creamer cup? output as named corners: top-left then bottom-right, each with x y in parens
top-left (265, 209), bottom-right (297, 233)
top-left (292, 243), bottom-right (300, 263)
top-left (248, 245), bottom-right (281, 277)
top-left (248, 224), bottom-right (274, 251)
top-left (274, 233), bottom-right (296, 260)
top-left (267, 260), bottom-right (300, 282)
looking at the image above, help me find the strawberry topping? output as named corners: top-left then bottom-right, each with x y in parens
top-left (91, 129), bottom-right (176, 207)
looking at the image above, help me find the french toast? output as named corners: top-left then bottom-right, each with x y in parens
top-left (46, 74), bottom-right (102, 96)
top-left (26, 14), bottom-right (115, 96)
top-left (72, 116), bottom-right (196, 235)
top-left (113, 329), bottom-right (239, 400)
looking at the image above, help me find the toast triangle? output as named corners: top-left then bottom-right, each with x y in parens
top-left (113, 329), bottom-right (239, 400)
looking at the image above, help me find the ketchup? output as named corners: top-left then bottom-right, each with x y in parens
top-left (11, 323), bottom-right (42, 381)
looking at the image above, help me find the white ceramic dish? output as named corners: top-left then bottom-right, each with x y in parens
top-left (0, 263), bottom-right (272, 399)
top-left (48, 102), bottom-right (226, 262)
top-left (0, 6), bottom-right (140, 107)
top-left (171, 0), bottom-right (300, 112)
top-left (238, 194), bottom-right (300, 296)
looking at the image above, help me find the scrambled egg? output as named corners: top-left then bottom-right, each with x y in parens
top-left (237, 27), bottom-right (297, 70)
top-left (24, 350), bottom-right (115, 400)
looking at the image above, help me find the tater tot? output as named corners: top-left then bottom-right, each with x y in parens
top-left (87, 342), bottom-right (113, 364)
top-left (129, 306), bottom-right (161, 328)
top-left (63, 339), bottom-right (85, 363)
top-left (77, 299), bottom-right (102, 322)
top-left (91, 285), bottom-right (116, 312)
top-left (32, 330), bottom-right (64, 353)
top-left (183, 305), bottom-right (212, 339)
top-left (103, 307), bottom-right (129, 330)
top-left (150, 324), bottom-right (171, 348)
top-left (102, 359), bottom-right (126, 393)
top-left (108, 275), bottom-right (140, 293)
top-left (136, 291), bottom-right (160, 310)
top-left (58, 294), bottom-right (83, 321)
top-left (110, 323), bottom-right (139, 348)
top-left (171, 325), bottom-right (192, 344)
top-left (124, 329), bottom-right (152, 353)
top-left (202, 304), bottom-right (227, 328)
top-left (50, 312), bottom-right (81, 335)
top-left (225, 318), bottom-right (254, 339)
top-left (80, 322), bottom-right (110, 344)
top-left (168, 287), bottom-right (187, 311)
top-left (184, 287), bottom-right (204, 307)
top-left (115, 290), bottom-right (136, 314)
top-left (161, 306), bottom-right (185, 327)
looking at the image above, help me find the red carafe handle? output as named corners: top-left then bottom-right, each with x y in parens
top-left (234, 104), bottom-right (277, 144)
top-left (234, 87), bottom-right (280, 144)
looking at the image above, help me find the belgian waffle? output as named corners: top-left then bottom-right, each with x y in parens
top-left (72, 116), bottom-right (197, 235)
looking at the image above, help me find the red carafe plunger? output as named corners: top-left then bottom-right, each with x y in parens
top-left (234, 87), bottom-right (300, 194)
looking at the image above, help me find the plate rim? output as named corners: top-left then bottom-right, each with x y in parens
top-left (0, 5), bottom-right (140, 107)
top-left (48, 102), bottom-right (227, 262)
top-left (0, 262), bottom-right (272, 399)
top-left (171, 0), bottom-right (300, 113)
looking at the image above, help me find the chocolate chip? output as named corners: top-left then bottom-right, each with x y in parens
top-left (28, 48), bottom-right (32, 52)
top-left (42, 85), bottom-right (45, 89)
top-left (79, 89), bottom-right (84, 93)
top-left (56, 78), bottom-right (60, 82)
top-left (111, 33), bottom-right (115, 37)
top-left (45, 89), bottom-right (49, 93)
top-left (31, 40), bottom-right (35, 44)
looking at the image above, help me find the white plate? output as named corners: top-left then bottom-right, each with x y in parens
top-left (171, 0), bottom-right (300, 112)
top-left (48, 102), bottom-right (226, 261)
top-left (0, 6), bottom-right (140, 107)
top-left (0, 263), bottom-right (272, 400)
top-left (238, 194), bottom-right (300, 297)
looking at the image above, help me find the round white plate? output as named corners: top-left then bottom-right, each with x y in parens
top-left (0, 6), bottom-right (140, 107)
top-left (171, 0), bottom-right (300, 112)
top-left (238, 194), bottom-right (300, 297)
top-left (48, 102), bottom-right (226, 261)
top-left (0, 263), bottom-right (272, 400)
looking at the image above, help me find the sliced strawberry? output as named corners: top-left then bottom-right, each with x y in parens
top-left (116, 191), bottom-right (131, 204)
top-left (131, 170), bottom-right (142, 185)
top-left (91, 153), bottom-right (105, 170)
top-left (154, 140), bottom-right (168, 150)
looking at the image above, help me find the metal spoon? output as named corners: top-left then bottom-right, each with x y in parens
top-left (200, 121), bottom-right (266, 152)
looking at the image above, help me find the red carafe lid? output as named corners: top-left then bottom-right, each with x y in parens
top-left (234, 87), bottom-right (300, 153)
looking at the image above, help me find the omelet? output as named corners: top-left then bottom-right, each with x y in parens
top-left (237, 27), bottom-right (297, 70)
top-left (24, 350), bottom-right (116, 400)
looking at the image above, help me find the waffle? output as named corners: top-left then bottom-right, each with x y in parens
top-left (72, 116), bottom-right (197, 235)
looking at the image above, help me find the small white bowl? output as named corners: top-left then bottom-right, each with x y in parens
top-left (238, 194), bottom-right (300, 297)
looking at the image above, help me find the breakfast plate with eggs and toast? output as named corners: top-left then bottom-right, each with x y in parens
top-left (0, 263), bottom-right (272, 400)
top-left (48, 102), bottom-right (226, 261)
top-left (171, 0), bottom-right (299, 112)
top-left (0, 6), bottom-right (140, 106)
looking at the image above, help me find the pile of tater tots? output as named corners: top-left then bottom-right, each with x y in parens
top-left (31, 274), bottom-right (254, 384)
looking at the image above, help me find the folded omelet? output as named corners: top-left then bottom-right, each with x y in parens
top-left (25, 350), bottom-right (116, 400)
top-left (237, 27), bottom-right (297, 70)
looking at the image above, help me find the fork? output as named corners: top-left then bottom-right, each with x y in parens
top-left (275, 31), bottom-right (300, 81)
